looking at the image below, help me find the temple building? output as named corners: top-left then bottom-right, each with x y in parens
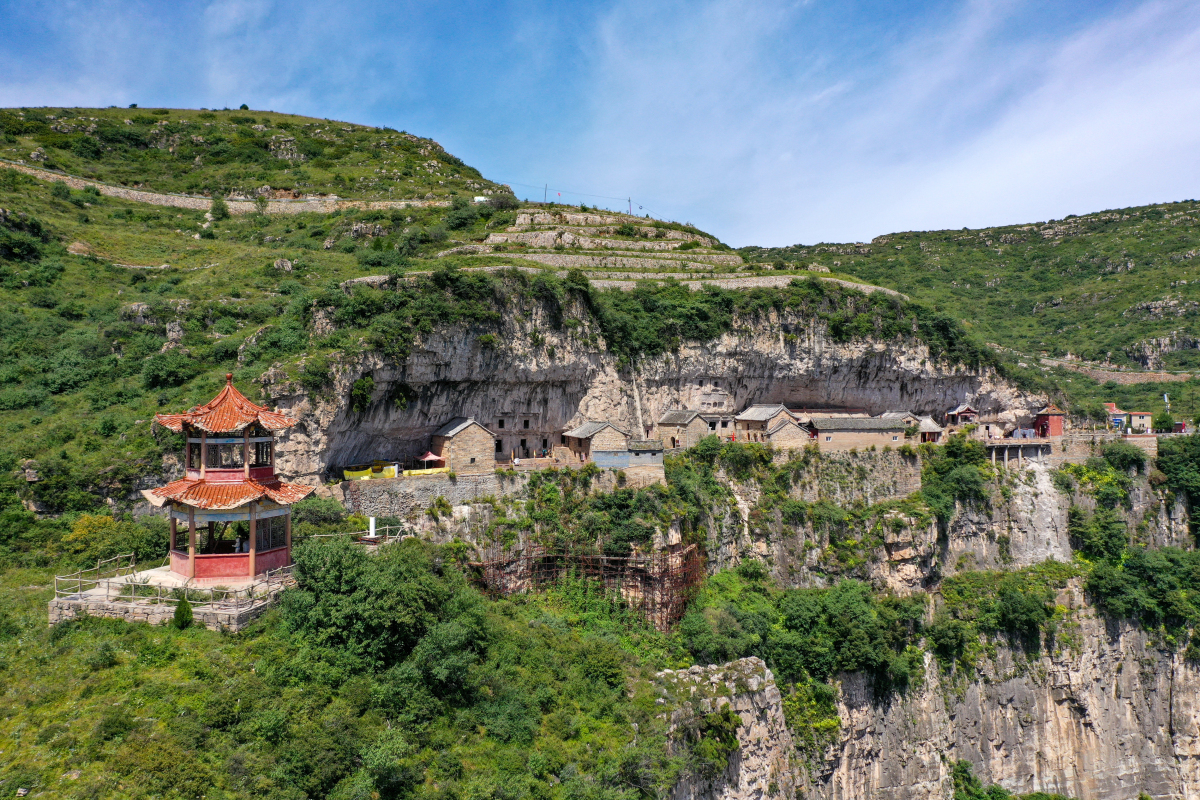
top-left (150, 374), bottom-right (312, 582)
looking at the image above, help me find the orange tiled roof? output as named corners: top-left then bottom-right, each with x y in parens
top-left (155, 373), bottom-right (297, 434)
top-left (151, 477), bottom-right (313, 510)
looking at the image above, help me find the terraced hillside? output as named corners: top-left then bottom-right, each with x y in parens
top-left (439, 207), bottom-right (891, 294)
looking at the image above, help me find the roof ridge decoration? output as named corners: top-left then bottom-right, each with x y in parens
top-left (154, 373), bottom-right (298, 434)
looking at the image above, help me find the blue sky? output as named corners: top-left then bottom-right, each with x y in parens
top-left (2, 0), bottom-right (1199, 246)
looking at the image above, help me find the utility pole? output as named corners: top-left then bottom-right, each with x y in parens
top-left (544, 184), bottom-right (547, 204)
top-left (628, 197), bottom-right (632, 215)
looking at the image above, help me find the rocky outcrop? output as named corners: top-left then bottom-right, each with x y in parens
top-left (703, 457), bottom-right (1187, 594)
top-left (263, 298), bottom-right (1040, 482)
top-left (1125, 330), bottom-right (1200, 369)
top-left (679, 601), bottom-right (1200, 800)
top-left (808, 589), bottom-right (1200, 800)
top-left (660, 658), bottom-right (799, 800)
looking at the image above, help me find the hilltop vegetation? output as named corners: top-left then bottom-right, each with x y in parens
top-left (740, 202), bottom-right (1200, 368)
top-left (1, 106), bottom-right (502, 201)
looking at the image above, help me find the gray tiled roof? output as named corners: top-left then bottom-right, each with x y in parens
top-left (658, 410), bottom-right (701, 425)
top-left (879, 410), bottom-right (916, 420)
top-left (766, 418), bottom-right (804, 436)
top-left (628, 439), bottom-right (664, 451)
top-left (735, 404), bottom-right (792, 422)
top-left (918, 416), bottom-right (943, 433)
top-left (949, 403), bottom-right (977, 414)
top-left (564, 420), bottom-right (629, 439)
top-left (433, 417), bottom-right (494, 437)
top-left (809, 417), bottom-right (906, 432)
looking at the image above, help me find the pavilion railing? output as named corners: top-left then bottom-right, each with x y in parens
top-left (53, 553), bottom-right (138, 600)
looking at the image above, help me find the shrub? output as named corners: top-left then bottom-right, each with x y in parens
top-left (1102, 440), bottom-right (1146, 473)
top-left (445, 198), bottom-right (478, 230)
top-left (210, 195), bottom-right (230, 220)
top-left (142, 351), bottom-right (197, 389)
top-left (1067, 505), bottom-right (1127, 562)
top-left (51, 181), bottom-right (71, 200)
top-left (300, 356), bottom-right (330, 393)
top-left (173, 598), bottom-right (193, 630)
top-left (487, 194), bottom-right (519, 211)
top-left (291, 496), bottom-right (348, 525)
top-left (350, 374), bottom-right (374, 413)
top-left (85, 641), bottom-right (119, 670)
top-left (692, 705), bottom-right (740, 778)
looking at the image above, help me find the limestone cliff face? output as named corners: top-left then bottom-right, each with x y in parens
top-left (703, 458), bottom-right (1189, 595)
top-left (661, 658), bottom-right (799, 800)
top-left (262, 298), bottom-right (1038, 482)
top-left (678, 610), bottom-right (1200, 800)
top-left (811, 587), bottom-right (1200, 800)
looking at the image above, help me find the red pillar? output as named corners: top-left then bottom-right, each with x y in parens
top-left (249, 503), bottom-right (257, 577)
top-left (187, 507), bottom-right (196, 579)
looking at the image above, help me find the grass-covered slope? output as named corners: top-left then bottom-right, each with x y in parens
top-left (1, 106), bottom-right (503, 201)
top-left (740, 201), bottom-right (1200, 368)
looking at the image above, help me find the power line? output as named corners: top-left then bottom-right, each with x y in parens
top-left (499, 179), bottom-right (636, 205)
top-left (497, 179), bottom-right (681, 223)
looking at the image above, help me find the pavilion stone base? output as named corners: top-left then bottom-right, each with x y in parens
top-left (48, 566), bottom-right (291, 632)
top-left (47, 594), bottom-right (279, 632)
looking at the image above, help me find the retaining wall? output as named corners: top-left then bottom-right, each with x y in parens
top-left (1, 160), bottom-right (448, 215)
top-left (47, 595), bottom-right (276, 632)
top-left (339, 472), bottom-right (527, 519)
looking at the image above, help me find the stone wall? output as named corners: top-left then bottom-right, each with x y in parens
top-left (1, 160), bottom-right (448, 216)
top-left (47, 595), bottom-right (276, 632)
top-left (814, 427), bottom-right (906, 452)
top-left (792, 450), bottom-right (923, 505)
top-left (766, 422), bottom-right (813, 452)
top-left (592, 426), bottom-right (630, 451)
top-left (339, 471), bottom-right (519, 520)
top-left (432, 423), bottom-right (495, 475)
top-left (1044, 432), bottom-right (1159, 467)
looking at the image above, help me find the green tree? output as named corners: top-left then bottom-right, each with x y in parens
top-left (1153, 409), bottom-right (1175, 432)
top-left (210, 194), bottom-right (230, 220)
top-left (173, 597), bottom-right (193, 629)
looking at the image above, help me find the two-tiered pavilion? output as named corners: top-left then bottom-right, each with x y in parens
top-left (150, 374), bottom-right (312, 582)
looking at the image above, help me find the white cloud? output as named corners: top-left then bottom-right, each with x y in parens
top-left (558, 0), bottom-right (1200, 245)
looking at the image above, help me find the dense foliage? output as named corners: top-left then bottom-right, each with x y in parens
top-left (919, 433), bottom-right (991, 521)
top-left (0, 539), bottom-right (698, 800)
top-left (589, 275), bottom-right (997, 368)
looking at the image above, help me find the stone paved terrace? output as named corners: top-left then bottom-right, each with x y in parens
top-left (48, 560), bottom-right (292, 632)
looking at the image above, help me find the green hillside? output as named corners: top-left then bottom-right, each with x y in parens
top-left (1, 106), bottom-right (502, 201)
top-left (740, 202), bottom-right (1200, 369)
top-left (0, 136), bottom-right (988, 524)
top-left (4, 106), bottom-right (1194, 800)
